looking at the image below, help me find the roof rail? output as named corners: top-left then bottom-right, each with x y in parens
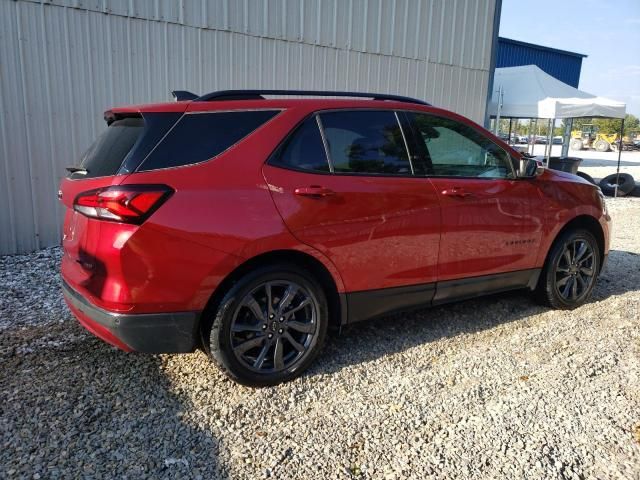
top-left (194, 89), bottom-right (431, 105)
top-left (171, 90), bottom-right (198, 101)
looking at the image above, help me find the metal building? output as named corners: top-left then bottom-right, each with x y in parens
top-left (0, 0), bottom-right (501, 255)
top-left (496, 37), bottom-right (586, 88)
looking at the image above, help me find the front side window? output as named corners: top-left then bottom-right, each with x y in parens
top-left (139, 110), bottom-right (279, 171)
top-left (319, 110), bottom-right (412, 175)
top-left (407, 113), bottom-right (514, 178)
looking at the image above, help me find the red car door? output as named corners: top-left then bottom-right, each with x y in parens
top-left (262, 110), bottom-right (441, 319)
top-left (404, 111), bottom-right (544, 299)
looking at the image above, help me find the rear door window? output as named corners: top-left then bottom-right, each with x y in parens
top-left (318, 110), bottom-right (412, 175)
top-left (139, 110), bottom-right (279, 171)
top-left (74, 117), bottom-right (144, 179)
top-left (268, 116), bottom-right (330, 172)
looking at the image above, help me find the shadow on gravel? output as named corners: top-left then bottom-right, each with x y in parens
top-left (310, 249), bottom-right (640, 379)
top-left (0, 331), bottom-right (223, 479)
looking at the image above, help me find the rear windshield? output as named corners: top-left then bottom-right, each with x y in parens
top-left (73, 117), bottom-right (144, 179)
top-left (138, 110), bottom-right (279, 171)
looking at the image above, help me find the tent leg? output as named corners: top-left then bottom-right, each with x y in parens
top-left (561, 118), bottom-right (572, 157)
top-left (529, 119), bottom-right (536, 155)
top-left (508, 118), bottom-right (513, 145)
top-left (546, 119), bottom-right (555, 166)
top-left (614, 117), bottom-right (625, 198)
top-left (544, 120), bottom-right (550, 160)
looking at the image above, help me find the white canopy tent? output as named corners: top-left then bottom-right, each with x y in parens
top-left (488, 65), bottom-right (628, 196)
top-left (488, 65), bottom-right (626, 119)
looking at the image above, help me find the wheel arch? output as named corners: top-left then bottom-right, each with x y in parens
top-left (543, 215), bottom-right (605, 273)
top-left (199, 249), bottom-right (346, 345)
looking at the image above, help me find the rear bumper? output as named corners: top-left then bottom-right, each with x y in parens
top-left (62, 280), bottom-right (201, 353)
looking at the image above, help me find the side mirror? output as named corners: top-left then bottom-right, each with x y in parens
top-left (517, 157), bottom-right (543, 178)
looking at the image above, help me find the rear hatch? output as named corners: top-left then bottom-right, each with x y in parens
top-left (60, 103), bottom-right (281, 309)
top-left (59, 109), bottom-right (183, 307)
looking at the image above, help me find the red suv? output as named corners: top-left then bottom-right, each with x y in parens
top-left (60, 90), bottom-right (610, 386)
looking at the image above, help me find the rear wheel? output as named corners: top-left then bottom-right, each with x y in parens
top-left (535, 229), bottom-right (600, 310)
top-left (205, 264), bottom-right (328, 387)
top-left (570, 138), bottom-right (583, 151)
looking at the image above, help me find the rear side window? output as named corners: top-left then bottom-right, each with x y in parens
top-left (269, 117), bottom-right (329, 172)
top-left (139, 110), bottom-right (279, 171)
top-left (319, 110), bottom-right (411, 175)
top-left (75, 117), bottom-right (144, 179)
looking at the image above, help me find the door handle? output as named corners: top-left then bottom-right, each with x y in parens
top-left (294, 186), bottom-right (336, 198)
top-left (441, 187), bottom-right (473, 198)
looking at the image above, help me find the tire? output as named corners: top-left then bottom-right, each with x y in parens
top-left (594, 139), bottom-right (610, 152)
top-left (576, 171), bottom-right (596, 185)
top-left (570, 138), bottom-right (583, 150)
top-left (204, 264), bottom-right (328, 387)
top-left (630, 183), bottom-right (640, 198)
top-left (535, 229), bottom-right (600, 310)
top-left (598, 173), bottom-right (635, 197)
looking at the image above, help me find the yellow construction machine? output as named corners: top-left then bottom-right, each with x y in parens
top-left (570, 124), bottom-right (619, 152)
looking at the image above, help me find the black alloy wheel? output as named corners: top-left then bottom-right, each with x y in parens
top-left (206, 264), bottom-right (328, 387)
top-left (535, 229), bottom-right (600, 309)
top-left (229, 280), bottom-right (319, 373)
top-left (553, 238), bottom-right (596, 302)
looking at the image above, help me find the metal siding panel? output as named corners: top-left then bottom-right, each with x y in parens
top-left (104, 0), bottom-right (130, 17)
top-left (1, 0), bottom-right (495, 254)
top-left (334, 0), bottom-right (350, 49)
top-left (0, 0), bottom-right (26, 253)
top-left (18, 2), bottom-right (49, 250)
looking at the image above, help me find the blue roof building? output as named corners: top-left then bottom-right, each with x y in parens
top-left (496, 37), bottom-right (587, 88)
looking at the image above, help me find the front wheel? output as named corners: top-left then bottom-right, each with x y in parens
top-left (535, 229), bottom-right (600, 309)
top-left (205, 264), bottom-right (328, 387)
top-left (570, 138), bottom-right (583, 150)
top-left (594, 139), bottom-right (610, 152)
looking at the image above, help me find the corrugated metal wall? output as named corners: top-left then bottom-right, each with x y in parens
top-left (496, 37), bottom-right (585, 88)
top-left (0, 0), bottom-right (498, 254)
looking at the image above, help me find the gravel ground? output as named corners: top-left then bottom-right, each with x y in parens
top-left (1, 198), bottom-right (639, 479)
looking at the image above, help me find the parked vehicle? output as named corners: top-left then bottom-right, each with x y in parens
top-left (60, 90), bottom-right (611, 386)
top-left (552, 136), bottom-right (564, 144)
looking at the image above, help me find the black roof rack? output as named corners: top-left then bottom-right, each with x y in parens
top-left (194, 89), bottom-right (430, 105)
top-left (171, 90), bottom-right (199, 101)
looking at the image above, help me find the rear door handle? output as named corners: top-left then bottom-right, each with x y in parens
top-left (441, 187), bottom-right (473, 198)
top-left (294, 186), bottom-right (336, 198)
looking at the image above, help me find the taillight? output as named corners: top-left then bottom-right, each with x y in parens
top-left (74, 185), bottom-right (173, 224)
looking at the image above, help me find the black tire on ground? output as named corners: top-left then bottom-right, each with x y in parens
top-left (576, 171), bottom-right (596, 185)
top-left (598, 173), bottom-right (636, 197)
top-left (630, 183), bottom-right (640, 197)
top-left (534, 229), bottom-right (600, 310)
top-left (204, 263), bottom-right (328, 387)
top-left (570, 138), bottom-right (583, 151)
top-left (594, 139), bottom-right (610, 152)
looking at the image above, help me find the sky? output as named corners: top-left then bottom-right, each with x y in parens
top-left (499, 0), bottom-right (640, 117)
